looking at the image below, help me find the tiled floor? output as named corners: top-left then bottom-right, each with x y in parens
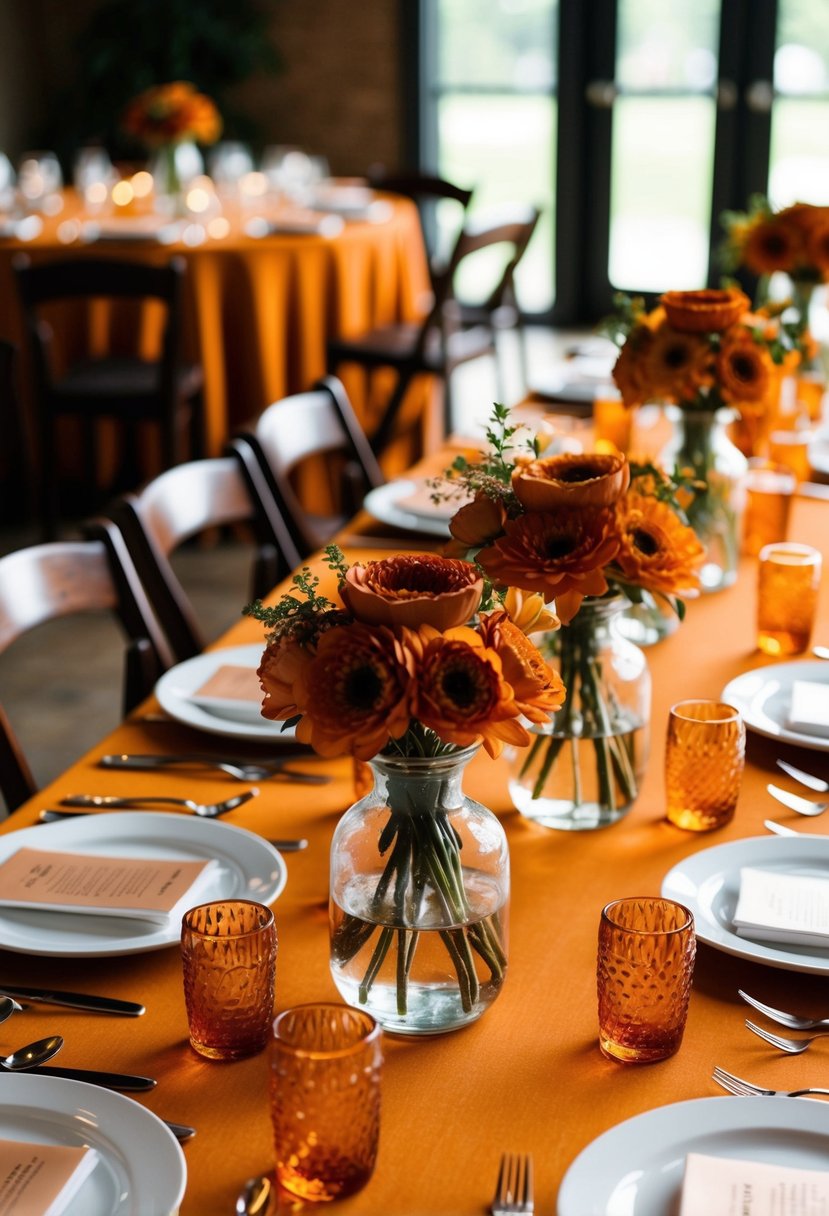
top-left (0, 325), bottom-right (590, 812)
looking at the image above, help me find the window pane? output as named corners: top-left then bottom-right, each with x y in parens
top-left (775, 0), bottom-right (829, 92)
top-left (616, 0), bottom-right (719, 91)
top-left (438, 94), bottom-right (555, 311)
top-left (769, 100), bottom-right (829, 204)
top-left (433, 0), bottom-right (556, 90)
top-left (608, 97), bottom-right (716, 290)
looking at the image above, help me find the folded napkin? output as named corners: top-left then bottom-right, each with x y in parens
top-left (680, 1151), bottom-right (829, 1215)
top-left (190, 663), bottom-right (264, 723)
top-left (787, 680), bottom-right (829, 737)
top-left (733, 866), bottom-right (829, 948)
top-left (0, 1138), bottom-right (98, 1216)
top-left (0, 848), bottom-right (217, 926)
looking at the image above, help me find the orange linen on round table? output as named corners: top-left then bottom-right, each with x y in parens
top-left (0, 500), bottom-right (827, 1214)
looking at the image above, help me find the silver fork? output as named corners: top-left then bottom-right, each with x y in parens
top-left (99, 753), bottom-right (329, 785)
top-left (713, 1065), bottom-right (829, 1099)
top-left (739, 989), bottom-right (829, 1030)
top-left (745, 1018), bottom-right (829, 1054)
top-left (776, 760), bottom-right (829, 793)
top-left (767, 783), bottom-right (828, 817)
top-left (59, 789), bottom-right (258, 817)
top-left (492, 1152), bottom-right (534, 1215)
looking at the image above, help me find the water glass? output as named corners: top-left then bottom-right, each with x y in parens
top-left (270, 1003), bottom-right (382, 1202)
top-left (757, 542), bottom-right (822, 656)
top-left (665, 700), bottom-right (745, 832)
top-left (597, 897), bottom-right (695, 1063)
top-left (741, 461), bottom-right (796, 557)
top-left (181, 899), bottom-right (277, 1060)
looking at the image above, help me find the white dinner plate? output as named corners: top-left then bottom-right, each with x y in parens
top-left (363, 480), bottom-right (453, 537)
top-left (155, 644), bottom-right (297, 742)
top-left (661, 834), bottom-right (829, 974)
top-left (557, 1095), bottom-right (829, 1215)
top-left (0, 1073), bottom-right (185, 1216)
top-left (809, 431), bottom-right (829, 476)
top-left (722, 661), bottom-right (829, 753)
top-left (0, 812), bottom-right (287, 956)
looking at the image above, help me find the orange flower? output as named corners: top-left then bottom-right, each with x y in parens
top-left (122, 81), bottom-right (222, 148)
top-left (805, 218), bottom-right (829, 276)
top-left (477, 610), bottom-right (565, 724)
top-left (612, 327), bottom-right (655, 407)
top-left (408, 626), bottom-right (529, 758)
top-left (511, 452), bottom-right (630, 511)
top-left (741, 217), bottom-right (800, 275)
top-left (501, 587), bottom-right (560, 635)
top-left (341, 554), bottom-right (483, 630)
top-left (614, 494), bottom-right (704, 599)
top-left (295, 623), bottom-right (413, 759)
top-left (642, 322), bottom-right (714, 401)
top-left (258, 635), bottom-right (312, 722)
top-left (716, 329), bottom-right (772, 403)
top-left (660, 288), bottom-right (750, 333)
top-left (448, 491), bottom-right (508, 550)
top-left (477, 509), bottom-right (619, 624)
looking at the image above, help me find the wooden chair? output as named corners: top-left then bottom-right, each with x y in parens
top-left (366, 168), bottom-right (474, 291)
top-left (109, 452), bottom-right (301, 664)
top-left (235, 375), bottom-right (385, 556)
top-left (0, 519), bottom-right (174, 814)
top-left (326, 209), bottom-right (538, 455)
top-left (12, 254), bottom-right (204, 540)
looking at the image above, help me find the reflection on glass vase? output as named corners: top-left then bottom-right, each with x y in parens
top-left (507, 596), bottom-right (651, 831)
top-left (661, 406), bottom-right (747, 592)
top-left (329, 745), bottom-right (509, 1035)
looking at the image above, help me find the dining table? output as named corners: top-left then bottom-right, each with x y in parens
top-left (0, 184), bottom-right (435, 511)
top-left (0, 447), bottom-right (828, 1214)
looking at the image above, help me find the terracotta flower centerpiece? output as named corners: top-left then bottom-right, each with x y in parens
top-left (122, 80), bottom-right (221, 207)
top-left (247, 549), bottom-right (564, 1033)
top-left (443, 403), bottom-right (705, 830)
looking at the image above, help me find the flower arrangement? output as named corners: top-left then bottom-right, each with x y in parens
top-left (246, 549), bottom-right (564, 1022)
top-left (443, 404), bottom-right (705, 823)
top-left (122, 81), bottom-right (222, 149)
top-left (720, 195), bottom-right (829, 285)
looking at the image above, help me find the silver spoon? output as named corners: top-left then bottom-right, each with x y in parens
top-left (60, 789), bottom-right (259, 817)
top-left (236, 1174), bottom-right (273, 1215)
top-left (0, 1035), bottom-right (64, 1070)
top-left (0, 997), bottom-right (23, 1025)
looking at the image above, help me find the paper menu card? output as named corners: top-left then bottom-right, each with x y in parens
top-left (0, 1139), bottom-right (98, 1216)
top-left (0, 849), bottom-right (217, 925)
top-left (679, 1152), bottom-right (829, 1216)
top-left (733, 867), bottom-right (829, 948)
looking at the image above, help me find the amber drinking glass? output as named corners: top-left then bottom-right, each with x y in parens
top-left (757, 542), bottom-right (822, 656)
top-left (270, 1003), bottom-right (382, 1203)
top-left (597, 897), bottom-right (695, 1063)
top-left (795, 370), bottom-right (826, 423)
top-left (768, 428), bottom-right (813, 484)
top-left (741, 462), bottom-right (796, 557)
top-left (665, 700), bottom-right (746, 832)
top-left (593, 388), bottom-right (633, 454)
top-left (181, 900), bottom-right (277, 1060)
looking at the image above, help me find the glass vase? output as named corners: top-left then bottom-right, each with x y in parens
top-left (507, 596), bottom-right (651, 831)
top-left (661, 406), bottom-right (747, 592)
top-left (329, 745), bottom-right (509, 1036)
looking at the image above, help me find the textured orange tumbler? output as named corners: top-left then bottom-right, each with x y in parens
top-left (270, 1003), bottom-right (382, 1202)
top-left (597, 897), bottom-right (695, 1063)
top-left (665, 700), bottom-right (745, 831)
top-left (181, 900), bottom-right (276, 1060)
top-left (757, 542), bottom-right (822, 656)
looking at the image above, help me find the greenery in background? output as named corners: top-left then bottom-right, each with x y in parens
top-left (40, 0), bottom-right (280, 168)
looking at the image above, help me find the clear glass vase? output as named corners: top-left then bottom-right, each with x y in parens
top-left (661, 406), bottom-right (747, 592)
top-left (507, 596), bottom-right (651, 831)
top-left (329, 745), bottom-right (509, 1035)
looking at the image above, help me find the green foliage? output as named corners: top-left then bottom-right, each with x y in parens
top-left (595, 292), bottom-right (646, 348)
top-left (243, 568), bottom-right (335, 640)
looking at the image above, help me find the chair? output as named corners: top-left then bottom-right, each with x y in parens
top-left (109, 452), bottom-right (301, 664)
top-left (366, 168), bottom-right (474, 290)
top-left (0, 340), bottom-right (32, 524)
top-left (12, 254), bottom-right (204, 540)
top-left (0, 519), bottom-right (174, 814)
top-left (236, 375), bottom-right (385, 556)
top-left (326, 207), bottom-right (540, 455)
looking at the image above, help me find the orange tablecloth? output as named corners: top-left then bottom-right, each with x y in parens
top-left (1, 502), bottom-right (828, 1214)
top-left (0, 190), bottom-right (434, 489)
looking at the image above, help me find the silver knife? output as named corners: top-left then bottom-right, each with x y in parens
top-left (98, 753), bottom-right (327, 783)
top-left (0, 985), bottom-right (145, 1017)
top-left (2, 1065), bottom-right (156, 1090)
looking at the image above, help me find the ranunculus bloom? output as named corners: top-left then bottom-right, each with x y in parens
top-left (448, 491), bottom-right (508, 550)
top-left (501, 587), bottom-right (560, 635)
top-left (614, 494), bottom-right (705, 599)
top-left (660, 288), bottom-right (751, 333)
top-left (342, 554), bottom-right (483, 630)
top-left (258, 635), bottom-right (313, 721)
top-left (511, 453), bottom-right (630, 511)
top-left (477, 508), bottom-right (620, 624)
top-left (408, 625), bottom-right (529, 758)
top-left (477, 611), bottom-right (566, 724)
top-left (295, 622), bottom-right (413, 758)
top-left (716, 330), bottom-right (772, 403)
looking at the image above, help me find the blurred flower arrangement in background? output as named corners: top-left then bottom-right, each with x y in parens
top-left (122, 81), bottom-right (222, 150)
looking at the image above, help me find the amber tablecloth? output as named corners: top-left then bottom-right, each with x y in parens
top-left (1, 500), bottom-right (828, 1215)
top-left (0, 190), bottom-right (434, 487)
